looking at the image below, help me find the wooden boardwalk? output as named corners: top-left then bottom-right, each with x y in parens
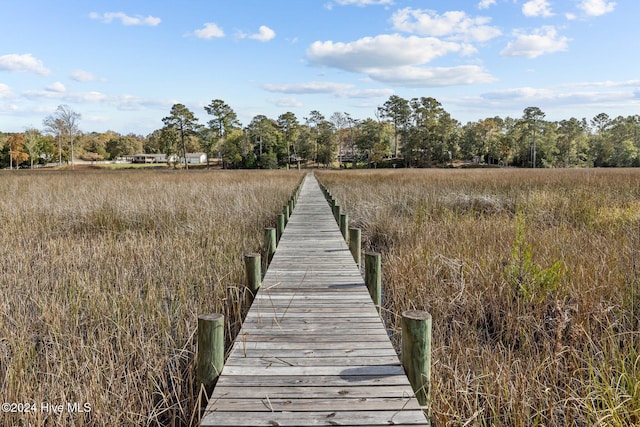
top-left (201, 173), bottom-right (429, 426)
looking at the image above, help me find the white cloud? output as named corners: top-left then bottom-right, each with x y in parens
top-left (263, 82), bottom-right (394, 99)
top-left (470, 80), bottom-right (640, 116)
top-left (391, 8), bottom-right (501, 42)
top-left (69, 91), bottom-right (110, 103)
top-left (263, 81), bottom-right (354, 94)
top-left (89, 12), bottom-right (161, 26)
top-left (334, 0), bottom-right (394, 6)
top-left (480, 87), bottom-right (635, 109)
top-left (367, 65), bottom-right (496, 87)
top-left (20, 84), bottom-right (173, 111)
top-left (559, 79), bottom-right (640, 89)
top-left (577, 0), bottom-right (616, 16)
top-left (267, 97), bottom-right (304, 108)
top-left (341, 88), bottom-right (395, 98)
top-left (0, 83), bottom-right (14, 98)
top-left (500, 26), bottom-right (570, 58)
top-left (482, 86), bottom-right (554, 100)
top-left (192, 23), bottom-right (225, 40)
top-left (46, 82), bottom-right (66, 93)
top-left (478, 0), bottom-right (496, 9)
top-left (0, 104), bottom-right (19, 112)
top-left (238, 25), bottom-right (276, 42)
top-left (0, 53), bottom-right (51, 76)
top-left (522, 0), bottom-right (554, 17)
top-left (71, 69), bottom-right (99, 82)
top-left (307, 34), bottom-right (463, 72)
top-left (306, 33), bottom-right (496, 87)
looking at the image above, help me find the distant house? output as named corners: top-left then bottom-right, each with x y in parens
top-left (131, 153), bottom-right (178, 164)
top-left (182, 152), bottom-right (207, 164)
top-left (132, 154), bottom-right (157, 164)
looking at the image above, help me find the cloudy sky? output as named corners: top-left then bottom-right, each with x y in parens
top-left (0, 0), bottom-right (636, 134)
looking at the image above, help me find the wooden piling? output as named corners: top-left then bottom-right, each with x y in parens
top-left (339, 213), bottom-right (349, 242)
top-left (283, 205), bottom-right (290, 224)
top-left (334, 204), bottom-right (342, 223)
top-left (365, 252), bottom-right (381, 313)
top-left (401, 310), bottom-right (432, 411)
top-left (264, 227), bottom-right (276, 267)
top-left (244, 253), bottom-right (261, 295)
top-left (197, 313), bottom-right (225, 394)
top-left (349, 228), bottom-right (361, 267)
top-left (276, 213), bottom-right (285, 242)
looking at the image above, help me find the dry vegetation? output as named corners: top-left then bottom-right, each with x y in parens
top-left (0, 169), bottom-right (303, 426)
top-left (317, 168), bottom-right (640, 426)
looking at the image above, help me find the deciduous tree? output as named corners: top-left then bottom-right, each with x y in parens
top-left (23, 128), bottom-right (43, 168)
top-left (43, 105), bottom-right (81, 167)
top-left (7, 133), bottom-right (28, 168)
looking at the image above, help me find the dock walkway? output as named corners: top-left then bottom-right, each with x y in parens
top-left (201, 173), bottom-right (429, 426)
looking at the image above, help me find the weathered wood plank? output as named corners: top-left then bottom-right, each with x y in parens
top-left (229, 341), bottom-right (397, 351)
top-left (213, 374), bottom-right (414, 387)
top-left (221, 348), bottom-right (398, 359)
top-left (202, 410), bottom-right (428, 426)
top-left (203, 397), bottom-right (423, 412)
top-left (210, 385), bottom-right (415, 399)
top-left (224, 355), bottom-right (402, 367)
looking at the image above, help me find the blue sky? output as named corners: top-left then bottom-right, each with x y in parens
top-left (0, 0), bottom-right (637, 135)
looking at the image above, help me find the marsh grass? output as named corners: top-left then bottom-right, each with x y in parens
top-left (317, 168), bottom-right (640, 426)
top-left (0, 169), bottom-right (302, 426)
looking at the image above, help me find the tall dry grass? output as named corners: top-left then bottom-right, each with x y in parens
top-left (0, 169), bottom-right (302, 426)
top-left (317, 168), bottom-right (640, 426)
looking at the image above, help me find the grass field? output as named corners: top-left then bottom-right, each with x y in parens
top-left (0, 169), bottom-right (303, 426)
top-left (316, 168), bottom-right (640, 426)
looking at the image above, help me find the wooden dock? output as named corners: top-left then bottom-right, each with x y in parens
top-left (201, 173), bottom-right (429, 426)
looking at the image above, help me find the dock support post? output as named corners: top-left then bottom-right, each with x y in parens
top-left (339, 213), bottom-right (349, 242)
top-left (334, 205), bottom-right (342, 223)
top-left (349, 228), bottom-right (361, 267)
top-left (244, 253), bottom-right (261, 296)
top-left (283, 205), bottom-right (290, 224)
top-left (264, 227), bottom-right (276, 268)
top-left (401, 310), bottom-right (432, 413)
top-left (197, 313), bottom-right (225, 395)
top-left (365, 252), bottom-right (381, 313)
top-left (276, 214), bottom-right (285, 243)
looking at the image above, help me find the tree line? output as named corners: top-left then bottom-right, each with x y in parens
top-left (2, 97), bottom-right (639, 169)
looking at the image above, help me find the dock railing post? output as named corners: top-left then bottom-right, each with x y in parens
top-left (349, 228), bottom-right (361, 267)
top-left (334, 204), bottom-right (342, 223)
top-left (244, 253), bottom-right (262, 297)
top-left (276, 214), bottom-right (285, 243)
top-left (197, 313), bottom-right (225, 395)
top-left (264, 227), bottom-right (276, 268)
top-left (364, 252), bottom-right (381, 313)
top-left (339, 213), bottom-right (349, 242)
top-left (401, 310), bottom-right (432, 414)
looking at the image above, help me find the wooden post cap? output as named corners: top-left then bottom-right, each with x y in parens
top-left (402, 310), bottom-right (432, 321)
top-left (198, 313), bottom-right (224, 322)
